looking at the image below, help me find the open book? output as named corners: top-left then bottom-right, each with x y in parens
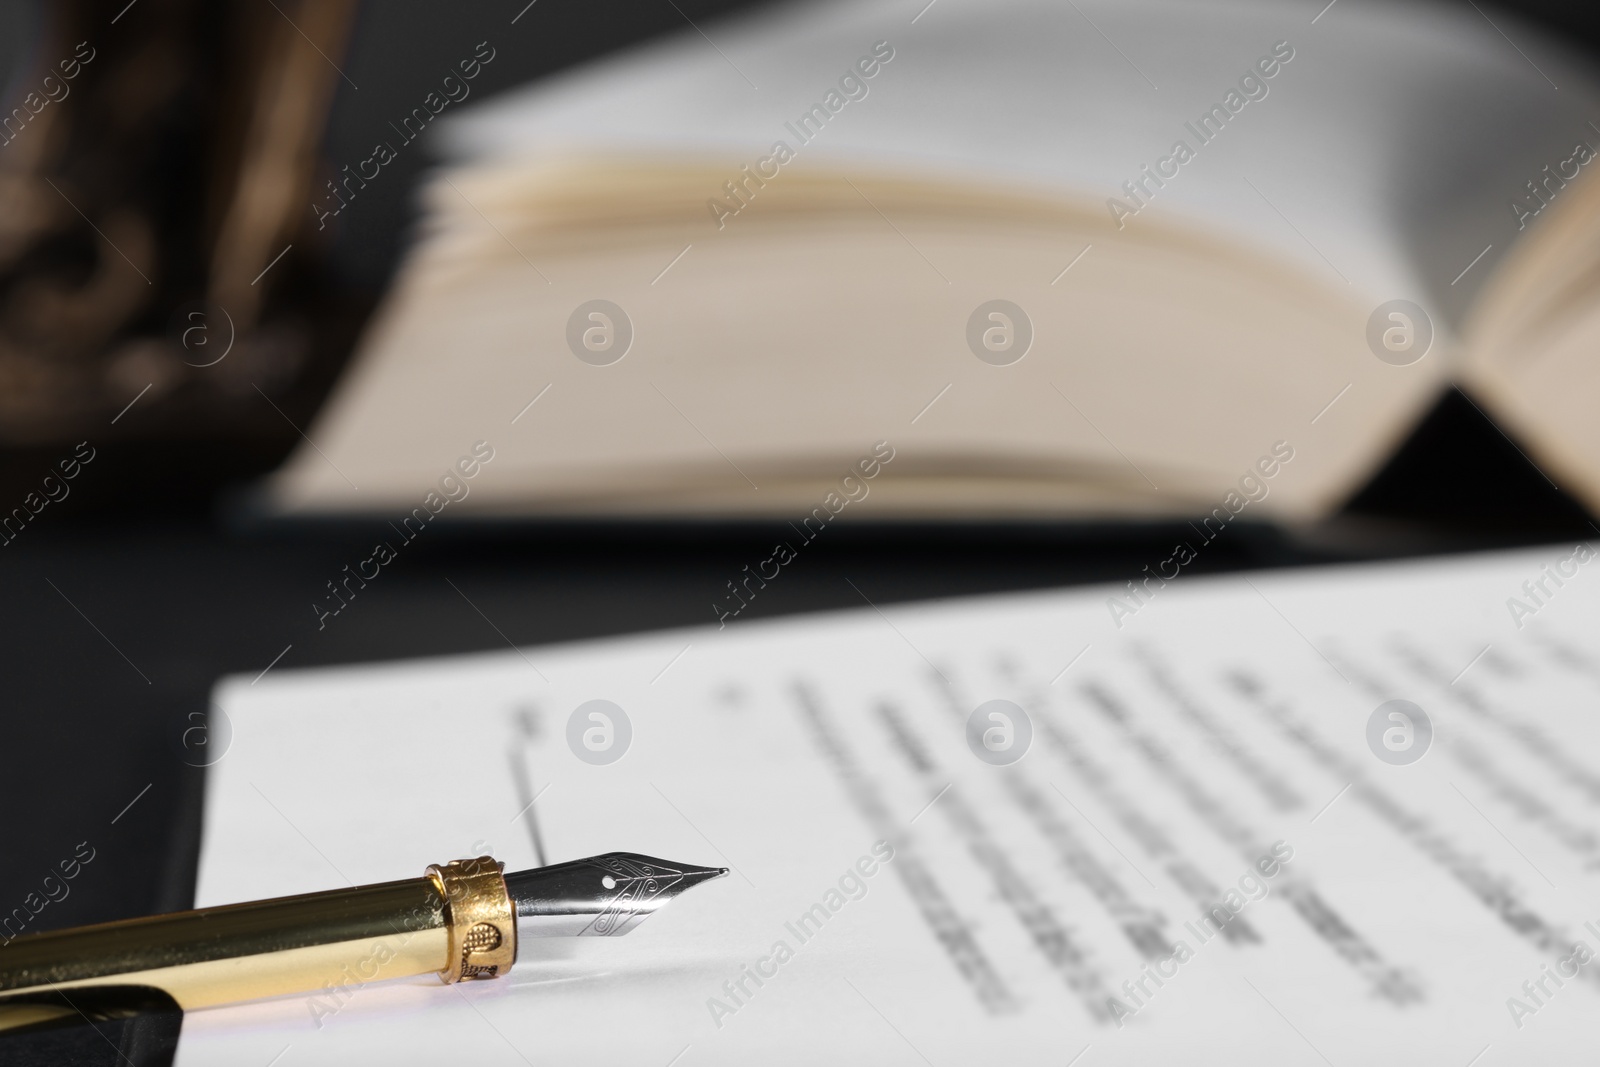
top-left (264, 0), bottom-right (1600, 522)
top-left (182, 543), bottom-right (1600, 1063)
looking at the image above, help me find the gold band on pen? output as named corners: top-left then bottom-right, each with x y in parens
top-left (426, 857), bottom-right (517, 982)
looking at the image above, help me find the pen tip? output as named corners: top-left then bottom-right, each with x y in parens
top-left (506, 853), bottom-right (728, 937)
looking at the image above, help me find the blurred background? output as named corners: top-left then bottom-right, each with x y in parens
top-left (0, 1), bottom-right (1597, 1062)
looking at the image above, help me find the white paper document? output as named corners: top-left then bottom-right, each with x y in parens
top-left (183, 544), bottom-right (1600, 1065)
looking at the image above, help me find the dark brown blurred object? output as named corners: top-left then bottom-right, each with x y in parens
top-left (0, 0), bottom-right (358, 445)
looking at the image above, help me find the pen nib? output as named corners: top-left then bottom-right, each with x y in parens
top-left (505, 853), bottom-right (727, 937)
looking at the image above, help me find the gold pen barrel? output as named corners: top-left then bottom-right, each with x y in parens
top-left (0, 857), bottom-right (515, 1025)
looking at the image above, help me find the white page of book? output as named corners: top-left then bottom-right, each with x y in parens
top-left (183, 544), bottom-right (1600, 1065)
top-left (442, 0), bottom-right (1600, 314)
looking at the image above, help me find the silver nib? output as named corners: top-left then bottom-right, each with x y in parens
top-left (505, 853), bottom-right (727, 938)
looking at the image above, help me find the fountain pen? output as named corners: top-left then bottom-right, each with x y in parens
top-left (0, 853), bottom-right (725, 1030)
